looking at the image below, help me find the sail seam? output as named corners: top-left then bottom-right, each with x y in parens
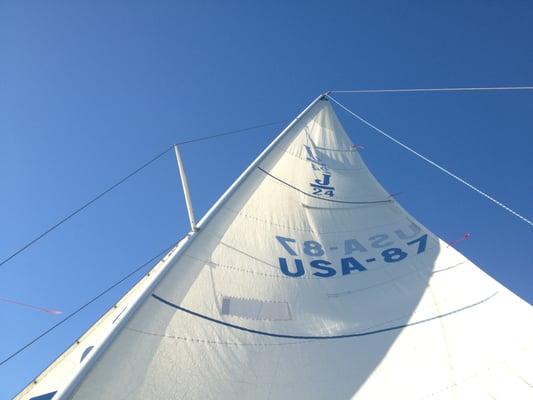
top-left (124, 327), bottom-right (314, 346)
top-left (326, 261), bottom-right (468, 298)
top-left (269, 145), bottom-right (365, 171)
top-left (220, 206), bottom-right (408, 234)
top-left (314, 145), bottom-right (359, 152)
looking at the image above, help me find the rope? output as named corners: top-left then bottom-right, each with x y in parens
top-left (331, 85), bottom-right (533, 94)
top-left (177, 120), bottom-right (287, 145)
top-left (0, 120), bottom-right (286, 270)
top-left (0, 239), bottom-right (180, 366)
top-left (327, 95), bottom-right (533, 227)
top-left (0, 146), bottom-right (173, 270)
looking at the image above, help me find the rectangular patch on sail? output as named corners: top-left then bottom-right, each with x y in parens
top-left (220, 296), bottom-right (291, 321)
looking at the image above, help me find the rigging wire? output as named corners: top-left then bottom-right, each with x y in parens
top-left (0, 146), bottom-right (173, 270)
top-left (177, 120), bottom-right (288, 145)
top-left (326, 95), bottom-right (533, 227)
top-left (0, 239), bottom-right (181, 367)
top-left (330, 85), bottom-right (533, 94)
top-left (0, 120), bottom-right (286, 270)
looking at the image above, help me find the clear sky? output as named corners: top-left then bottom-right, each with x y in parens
top-left (1, 1), bottom-right (532, 398)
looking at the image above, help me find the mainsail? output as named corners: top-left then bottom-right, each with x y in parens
top-left (17, 95), bottom-right (532, 399)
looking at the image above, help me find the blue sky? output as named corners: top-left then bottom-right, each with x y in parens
top-left (1, 1), bottom-right (532, 397)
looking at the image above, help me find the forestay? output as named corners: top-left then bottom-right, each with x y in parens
top-left (18, 96), bottom-right (532, 400)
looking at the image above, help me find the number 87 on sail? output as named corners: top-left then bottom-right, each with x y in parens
top-left (275, 234), bottom-right (427, 278)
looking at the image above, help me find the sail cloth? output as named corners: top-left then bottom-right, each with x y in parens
top-left (18, 97), bottom-right (532, 400)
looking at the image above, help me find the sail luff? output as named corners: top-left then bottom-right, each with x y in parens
top-left (20, 93), bottom-right (327, 400)
top-left (193, 93), bottom-right (328, 230)
top-left (59, 94), bottom-right (327, 399)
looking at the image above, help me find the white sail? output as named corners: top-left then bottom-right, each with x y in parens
top-left (17, 96), bottom-right (532, 400)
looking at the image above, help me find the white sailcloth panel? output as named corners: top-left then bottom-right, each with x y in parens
top-left (18, 99), bottom-right (532, 400)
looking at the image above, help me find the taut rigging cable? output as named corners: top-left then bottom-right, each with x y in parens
top-left (0, 239), bottom-right (181, 366)
top-left (330, 85), bottom-right (533, 94)
top-left (326, 94), bottom-right (533, 227)
top-left (0, 120), bottom-right (287, 270)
